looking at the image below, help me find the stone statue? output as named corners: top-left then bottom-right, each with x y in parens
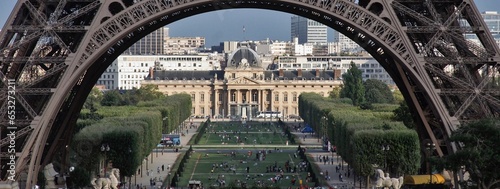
top-left (91, 177), bottom-right (110, 189)
top-left (91, 168), bottom-right (120, 189)
top-left (375, 169), bottom-right (403, 189)
top-left (109, 168), bottom-right (120, 189)
top-left (43, 163), bottom-right (59, 189)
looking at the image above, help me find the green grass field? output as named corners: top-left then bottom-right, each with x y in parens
top-left (197, 122), bottom-right (290, 145)
top-left (177, 151), bottom-right (317, 188)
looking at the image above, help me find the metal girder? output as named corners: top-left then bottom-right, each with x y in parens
top-left (424, 0), bottom-right (442, 24)
top-left (56, 1), bottom-right (101, 25)
top-left (13, 93), bottom-right (38, 118)
top-left (0, 30), bottom-right (46, 52)
top-left (0, 127), bottom-right (33, 147)
top-left (406, 26), bottom-right (480, 33)
top-left (0, 120), bottom-right (32, 126)
top-left (0, 56), bottom-right (66, 64)
top-left (392, 1), bottom-right (436, 26)
top-left (10, 25), bottom-right (87, 32)
top-left (50, 0), bottom-right (67, 23)
top-left (0, 0), bottom-right (498, 187)
top-left (20, 63), bottom-right (68, 88)
top-left (24, 0), bottom-right (48, 26)
top-left (424, 57), bottom-right (488, 64)
top-left (46, 30), bottom-right (72, 53)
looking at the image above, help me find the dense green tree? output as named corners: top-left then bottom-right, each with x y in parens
top-left (328, 87), bottom-right (341, 99)
top-left (101, 90), bottom-right (123, 106)
top-left (119, 85), bottom-right (165, 105)
top-left (444, 119), bottom-right (500, 189)
top-left (363, 79), bottom-right (394, 104)
top-left (135, 84), bottom-right (165, 101)
top-left (393, 102), bottom-right (415, 129)
top-left (340, 62), bottom-right (365, 105)
top-left (83, 87), bottom-right (103, 110)
top-left (392, 89), bottom-right (404, 104)
top-left (68, 167), bottom-right (91, 189)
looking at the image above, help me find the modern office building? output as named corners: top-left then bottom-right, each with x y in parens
top-left (465, 11), bottom-right (500, 45)
top-left (142, 45), bottom-right (342, 118)
top-left (164, 37), bottom-right (206, 55)
top-left (97, 54), bottom-right (222, 90)
top-left (275, 55), bottom-right (395, 85)
top-left (291, 16), bottom-right (328, 44)
top-left (124, 27), bottom-right (169, 55)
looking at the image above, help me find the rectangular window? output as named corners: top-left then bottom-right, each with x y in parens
top-left (284, 93), bottom-right (288, 102)
top-left (231, 92), bottom-right (236, 102)
top-left (201, 107), bottom-right (205, 115)
top-left (292, 93), bottom-right (297, 102)
top-left (200, 93), bottom-right (205, 102)
top-left (191, 94), bottom-right (195, 102)
top-left (274, 93), bottom-right (279, 101)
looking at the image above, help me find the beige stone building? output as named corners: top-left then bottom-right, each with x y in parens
top-left (142, 45), bottom-right (342, 118)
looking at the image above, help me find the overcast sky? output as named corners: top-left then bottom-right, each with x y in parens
top-left (1, 0), bottom-right (499, 46)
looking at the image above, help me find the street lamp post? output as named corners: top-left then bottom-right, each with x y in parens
top-left (100, 144), bottom-right (110, 177)
top-left (381, 144), bottom-right (390, 173)
top-left (167, 172), bottom-right (171, 189)
top-left (323, 116), bottom-right (328, 145)
top-left (426, 143), bottom-right (436, 184)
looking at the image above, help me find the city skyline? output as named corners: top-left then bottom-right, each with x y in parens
top-left (0, 1), bottom-right (499, 46)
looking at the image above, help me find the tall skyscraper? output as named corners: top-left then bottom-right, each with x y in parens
top-left (291, 16), bottom-right (328, 44)
top-left (482, 11), bottom-right (500, 39)
top-left (124, 27), bottom-right (169, 55)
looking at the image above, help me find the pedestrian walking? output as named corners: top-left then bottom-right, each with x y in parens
top-left (162, 164), bottom-right (164, 171)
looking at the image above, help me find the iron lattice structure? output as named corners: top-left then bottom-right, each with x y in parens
top-left (0, 0), bottom-right (499, 187)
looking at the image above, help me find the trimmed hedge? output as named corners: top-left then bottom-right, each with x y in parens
top-left (72, 93), bottom-right (192, 185)
top-left (192, 119), bottom-right (210, 144)
top-left (299, 93), bottom-right (420, 181)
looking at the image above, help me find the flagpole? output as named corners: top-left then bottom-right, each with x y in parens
top-left (243, 25), bottom-right (246, 41)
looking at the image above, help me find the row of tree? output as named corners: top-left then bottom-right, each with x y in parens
top-left (299, 93), bottom-right (420, 188)
top-left (331, 62), bottom-right (400, 106)
top-left (69, 88), bottom-right (192, 187)
top-left (322, 63), bottom-right (500, 188)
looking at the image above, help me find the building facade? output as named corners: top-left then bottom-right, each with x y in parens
top-left (142, 46), bottom-right (342, 118)
top-left (275, 55), bottom-right (395, 85)
top-left (124, 27), bottom-right (168, 55)
top-left (291, 16), bottom-right (328, 44)
top-left (164, 37), bottom-right (206, 55)
top-left (98, 54), bottom-right (222, 90)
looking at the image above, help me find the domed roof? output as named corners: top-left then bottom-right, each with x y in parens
top-left (227, 46), bottom-right (262, 69)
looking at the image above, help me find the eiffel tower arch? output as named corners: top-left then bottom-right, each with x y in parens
top-left (0, 0), bottom-right (499, 187)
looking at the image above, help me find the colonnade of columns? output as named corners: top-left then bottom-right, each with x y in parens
top-left (213, 89), bottom-right (274, 117)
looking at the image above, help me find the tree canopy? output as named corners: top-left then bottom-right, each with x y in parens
top-left (392, 101), bottom-right (415, 129)
top-left (363, 79), bottom-right (394, 104)
top-left (340, 62), bottom-right (365, 105)
top-left (444, 119), bottom-right (500, 189)
top-left (100, 85), bottom-right (165, 106)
